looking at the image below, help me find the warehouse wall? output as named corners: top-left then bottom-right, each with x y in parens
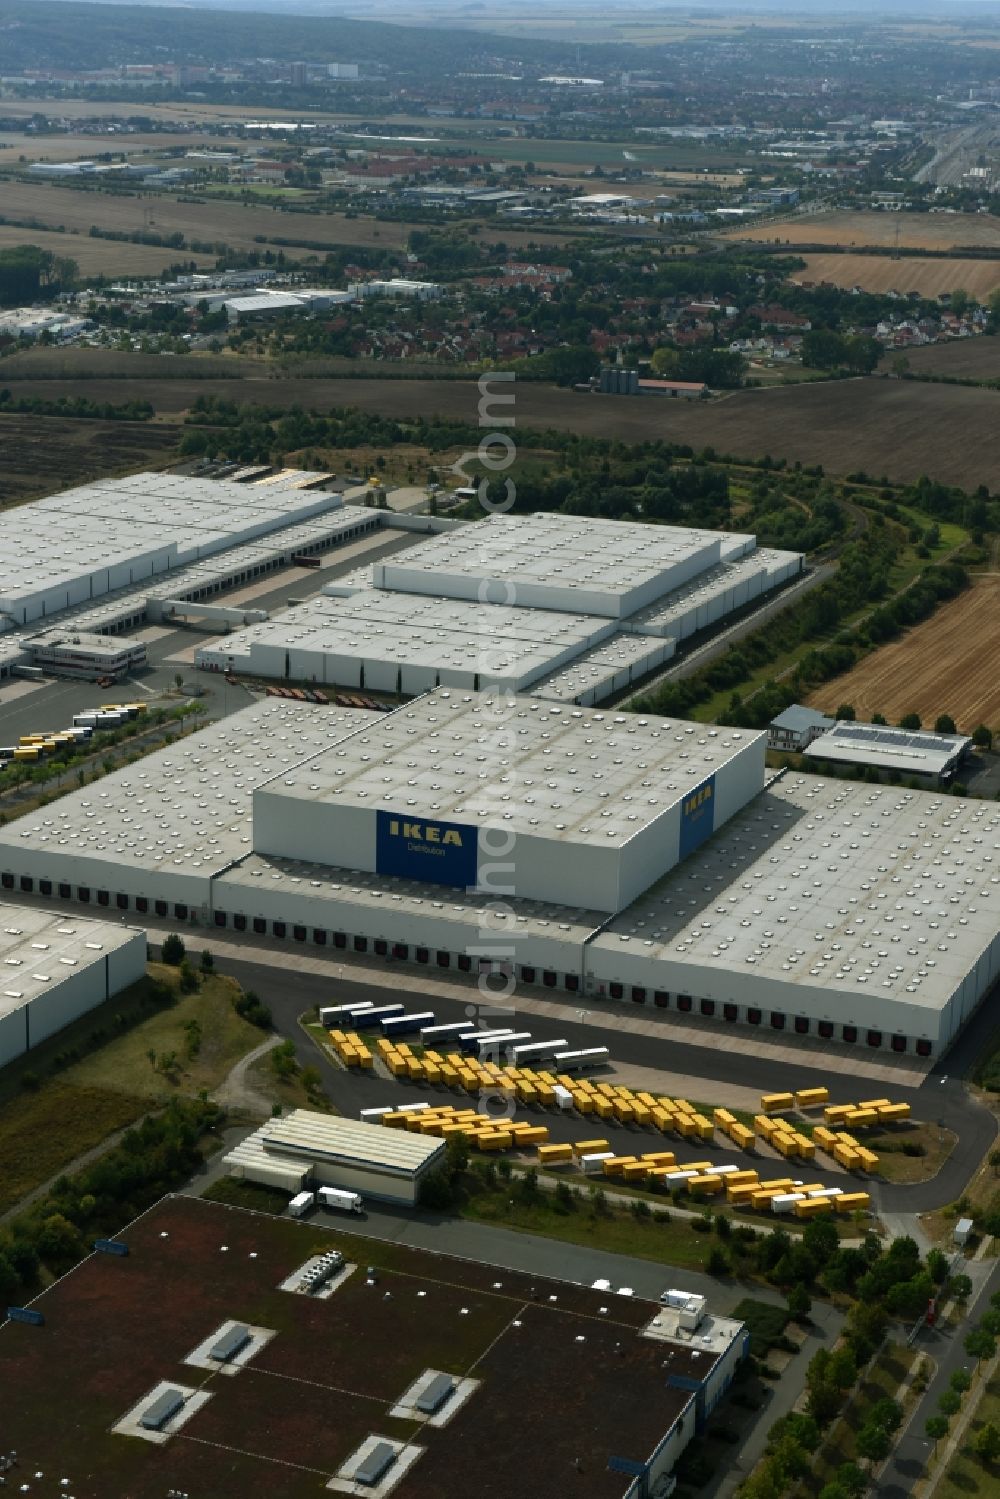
top-left (0, 848), bottom-right (215, 913)
top-left (0, 931), bottom-right (146, 1070)
top-left (253, 794), bottom-right (376, 870)
top-left (209, 871), bottom-right (588, 976)
top-left (582, 946), bottom-right (951, 1048)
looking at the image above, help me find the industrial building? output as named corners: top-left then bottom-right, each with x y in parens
top-left (804, 720), bottom-right (973, 786)
top-left (23, 627), bottom-right (147, 682)
top-left (768, 704), bottom-right (835, 754)
top-left (0, 904), bottom-right (146, 1068)
top-left (1, 690), bottom-right (996, 1056)
top-left (194, 511), bottom-right (802, 706)
top-left (224, 1109), bottom-right (446, 1205)
top-left (0, 471), bottom-right (387, 681)
top-left (0, 1194), bottom-right (750, 1499)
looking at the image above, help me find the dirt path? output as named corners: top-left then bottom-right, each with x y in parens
top-left (211, 1033), bottom-right (282, 1117)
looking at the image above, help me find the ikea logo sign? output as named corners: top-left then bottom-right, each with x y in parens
top-left (376, 810), bottom-right (478, 890)
top-left (682, 783), bottom-right (713, 819)
top-left (679, 774), bottom-right (716, 860)
top-left (385, 819), bottom-right (465, 847)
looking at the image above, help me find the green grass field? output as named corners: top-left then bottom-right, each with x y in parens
top-left (0, 964), bottom-right (274, 1213)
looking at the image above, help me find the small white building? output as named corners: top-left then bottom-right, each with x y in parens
top-left (225, 1109), bottom-right (445, 1206)
top-left (25, 628), bottom-right (147, 681)
top-left (768, 704), bottom-right (835, 753)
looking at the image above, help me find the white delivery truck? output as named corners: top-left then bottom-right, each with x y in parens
top-left (289, 1190), bottom-right (315, 1218)
top-left (317, 1186), bottom-right (364, 1215)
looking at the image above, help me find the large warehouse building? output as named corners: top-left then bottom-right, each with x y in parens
top-left (195, 512), bottom-right (802, 706)
top-left (1, 693), bottom-right (997, 1058)
top-left (0, 470), bottom-right (387, 680)
top-left (0, 904), bottom-right (146, 1067)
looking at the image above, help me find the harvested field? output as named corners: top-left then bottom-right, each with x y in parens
top-left (8, 366), bottom-right (1000, 492)
top-left (0, 413), bottom-right (178, 506)
top-left (0, 179), bottom-right (578, 259)
top-left (0, 345), bottom-right (257, 380)
top-left (880, 338), bottom-right (1000, 380)
top-left (794, 252), bottom-right (1000, 301)
top-left (729, 209), bottom-right (1000, 252)
top-left (0, 178), bottom-right (411, 253)
top-left (0, 222), bottom-right (211, 275)
top-left (0, 130), bottom-right (227, 162)
top-left (807, 577), bottom-right (1000, 731)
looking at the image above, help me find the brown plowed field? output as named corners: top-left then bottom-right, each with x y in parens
top-left (795, 252), bottom-right (1000, 300)
top-left (880, 339), bottom-right (1000, 379)
top-left (0, 413), bottom-right (178, 506)
top-left (728, 209), bottom-right (1000, 251)
top-left (807, 577), bottom-right (1000, 731)
top-left (4, 371), bottom-right (1000, 491)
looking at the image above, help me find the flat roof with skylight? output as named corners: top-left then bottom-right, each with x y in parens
top-left (589, 775), bottom-right (1000, 1046)
top-left (373, 512), bottom-right (755, 619)
top-left (253, 691), bottom-right (766, 911)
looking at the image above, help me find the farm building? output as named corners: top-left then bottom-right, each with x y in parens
top-left (0, 904), bottom-right (146, 1068)
top-left (0, 1194), bottom-right (750, 1499)
top-left (225, 1110), bottom-right (446, 1205)
top-left (1, 692), bottom-right (998, 1058)
top-left (804, 720), bottom-right (973, 785)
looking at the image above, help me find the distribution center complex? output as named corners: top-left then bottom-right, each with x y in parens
top-left (195, 510), bottom-right (803, 706)
top-left (1, 690), bottom-right (997, 1058)
top-left (0, 480), bottom-right (994, 1062)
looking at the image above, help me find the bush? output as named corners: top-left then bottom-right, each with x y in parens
top-left (707, 1246), bottom-right (730, 1276)
top-left (160, 932), bottom-right (186, 965)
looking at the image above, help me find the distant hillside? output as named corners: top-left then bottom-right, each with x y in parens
top-left (0, 0), bottom-right (615, 70)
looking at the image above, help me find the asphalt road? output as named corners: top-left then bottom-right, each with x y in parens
top-left (878, 1257), bottom-right (1000, 1498)
top-left (213, 951), bottom-right (999, 1215)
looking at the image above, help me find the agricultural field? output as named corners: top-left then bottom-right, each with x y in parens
top-left (0, 129), bottom-right (226, 162)
top-left (806, 576), bottom-right (1000, 731)
top-left (794, 252), bottom-right (1000, 301)
top-left (0, 221), bottom-right (212, 275)
top-left (0, 179), bottom-right (579, 261)
top-left (5, 368), bottom-right (1000, 492)
top-left (0, 411), bottom-right (178, 506)
top-left (882, 338), bottom-right (1000, 380)
top-left (730, 209), bottom-right (1000, 252)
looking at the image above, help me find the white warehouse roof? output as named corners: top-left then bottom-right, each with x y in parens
top-left (0, 904), bottom-right (140, 1018)
top-left (0, 699), bottom-right (379, 906)
top-left (196, 590), bottom-right (620, 694)
top-left (373, 513), bottom-right (756, 619)
top-left (592, 774), bottom-right (1000, 1028)
top-left (260, 1109), bottom-right (445, 1177)
top-left (0, 473), bottom-right (345, 626)
top-left (253, 690), bottom-right (766, 912)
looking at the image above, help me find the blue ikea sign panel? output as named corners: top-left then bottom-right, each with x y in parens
top-left (376, 811), bottom-right (478, 890)
top-left (679, 774), bottom-right (716, 860)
